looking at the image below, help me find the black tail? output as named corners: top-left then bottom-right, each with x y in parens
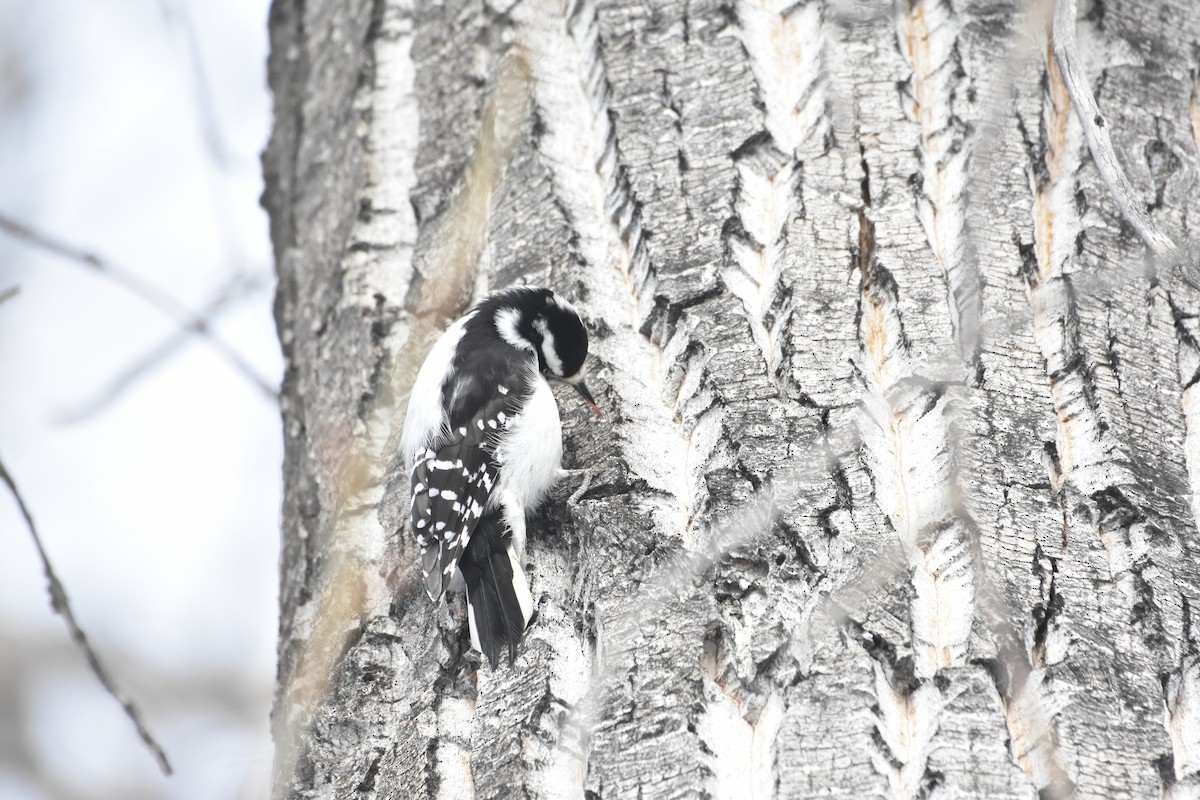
top-left (459, 512), bottom-right (533, 668)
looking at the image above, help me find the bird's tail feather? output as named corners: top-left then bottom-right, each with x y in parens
top-left (461, 513), bottom-right (533, 668)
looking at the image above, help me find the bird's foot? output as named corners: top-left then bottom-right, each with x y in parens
top-left (559, 468), bottom-right (594, 506)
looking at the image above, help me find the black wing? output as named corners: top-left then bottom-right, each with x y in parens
top-left (412, 371), bottom-right (524, 602)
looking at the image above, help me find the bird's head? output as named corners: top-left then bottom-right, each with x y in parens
top-left (493, 287), bottom-right (600, 416)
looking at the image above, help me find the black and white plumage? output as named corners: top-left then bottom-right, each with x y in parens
top-left (400, 286), bottom-right (598, 667)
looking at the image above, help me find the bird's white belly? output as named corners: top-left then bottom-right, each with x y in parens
top-left (494, 375), bottom-right (563, 514)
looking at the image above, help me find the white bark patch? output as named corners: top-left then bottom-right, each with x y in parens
top-left (869, 664), bottom-right (943, 800)
top-left (725, 144), bottom-right (795, 387)
top-left (727, 0), bottom-right (827, 387)
top-left (895, 0), bottom-right (978, 359)
top-left (514, 0), bottom-right (652, 323)
top-left (1176, 303), bottom-right (1200, 538)
top-left (436, 696), bottom-right (478, 800)
top-left (517, 0), bottom-right (715, 544)
top-left (695, 679), bottom-right (783, 800)
top-left (1026, 38), bottom-right (1135, 498)
top-left (1003, 669), bottom-right (1072, 792)
top-left (529, 613), bottom-right (591, 799)
top-left (342, 3), bottom-right (420, 296)
top-left (735, 0), bottom-right (828, 158)
top-left (856, 274), bottom-right (974, 678)
top-left (1165, 655), bottom-right (1200, 782)
top-left (854, 257), bottom-right (976, 798)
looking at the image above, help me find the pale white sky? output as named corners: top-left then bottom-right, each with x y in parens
top-left (0, 1), bottom-right (280, 797)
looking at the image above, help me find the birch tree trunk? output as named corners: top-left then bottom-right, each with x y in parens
top-left (262, 0), bottom-right (1200, 797)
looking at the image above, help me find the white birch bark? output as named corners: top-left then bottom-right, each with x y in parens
top-left (262, 0), bottom-right (1200, 796)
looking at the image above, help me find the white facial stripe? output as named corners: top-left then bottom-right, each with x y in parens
top-left (549, 293), bottom-right (576, 314)
top-left (496, 307), bottom-right (533, 352)
top-left (533, 316), bottom-right (563, 375)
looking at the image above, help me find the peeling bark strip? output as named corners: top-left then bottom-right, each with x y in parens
top-left (855, 215), bottom-right (974, 680)
top-left (1051, 0), bottom-right (1178, 262)
top-left (1002, 668), bottom-right (1070, 795)
top-left (735, 0), bottom-right (828, 158)
top-left (869, 664), bottom-right (941, 800)
top-left (1175, 298), bottom-right (1200, 534)
top-left (725, 0), bottom-right (829, 388)
top-left (1170, 300), bottom-right (1200, 789)
top-left (895, 0), bottom-right (979, 363)
top-left (1024, 40), bottom-right (1133, 498)
top-left (725, 138), bottom-right (796, 390)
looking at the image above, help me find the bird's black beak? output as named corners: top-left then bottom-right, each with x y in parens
top-left (573, 379), bottom-right (602, 418)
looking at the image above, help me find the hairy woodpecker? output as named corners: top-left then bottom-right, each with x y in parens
top-left (400, 286), bottom-right (599, 667)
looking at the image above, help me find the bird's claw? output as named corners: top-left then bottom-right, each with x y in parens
top-left (563, 468), bottom-right (594, 506)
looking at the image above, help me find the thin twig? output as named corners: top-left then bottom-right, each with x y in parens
top-left (0, 453), bottom-right (173, 775)
top-left (0, 212), bottom-right (278, 400)
top-left (0, 285), bottom-right (18, 305)
top-left (58, 271), bottom-right (269, 422)
top-left (156, 0), bottom-right (235, 169)
top-left (1051, 0), bottom-right (1178, 260)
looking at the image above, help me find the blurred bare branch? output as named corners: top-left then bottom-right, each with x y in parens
top-left (0, 285), bottom-right (18, 305)
top-left (58, 271), bottom-right (269, 422)
top-left (0, 452), bottom-right (173, 776)
top-left (0, 211), bottom-right (278, 400)
top-left (156, 0), bottom-right (236, 169)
